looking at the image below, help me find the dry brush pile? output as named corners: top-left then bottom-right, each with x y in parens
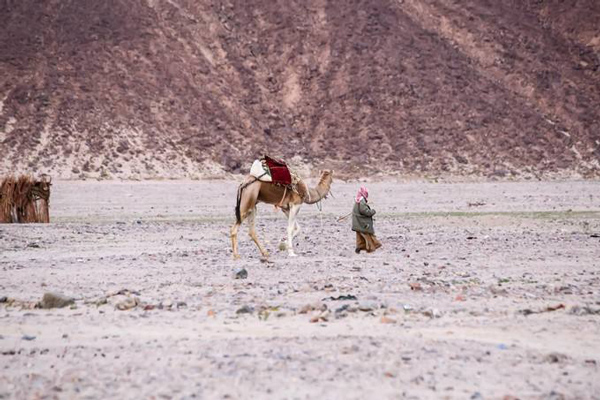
top-left (0, 175), bottom-right (51, 223)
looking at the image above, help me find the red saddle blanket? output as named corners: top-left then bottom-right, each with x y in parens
top-left (264, 155), bottom-right (292, 185)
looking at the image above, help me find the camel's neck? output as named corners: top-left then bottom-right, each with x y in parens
top-left (303, 174), bottom-right (332, 204)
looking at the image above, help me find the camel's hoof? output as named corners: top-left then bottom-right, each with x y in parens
top-left (278, 241), bottom-right (287, 251)
top-left (233, 254), bottom-right (241, 260)
top-left (288, 252), bottom-right (298, 258)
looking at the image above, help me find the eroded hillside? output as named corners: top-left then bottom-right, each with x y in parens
top-left (0, 0), bottom-right (598, 179)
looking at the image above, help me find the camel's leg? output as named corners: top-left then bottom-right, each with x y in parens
top-left (279, 208), bottom-right (301, 251)
top-left (247, 207), bottom-right (269, 258)
top-left (231, 180), bottom-right (261, 259)
top-left (286, 204), bottom-right (301, 257)
top-left (230, 219), bottom-right (242, 260)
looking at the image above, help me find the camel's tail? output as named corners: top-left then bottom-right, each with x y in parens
top-left (235, 184), bottom-right (243, 224)
top-left (235, 176), bottom-right (261, 224)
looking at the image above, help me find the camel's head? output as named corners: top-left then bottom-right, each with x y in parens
top-left (318, 169), bottom-right (334, 195)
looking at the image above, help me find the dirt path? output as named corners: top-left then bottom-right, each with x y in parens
top-left (1, 180), bottom-right (600, 399)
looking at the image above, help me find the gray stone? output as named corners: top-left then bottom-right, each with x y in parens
top-left (422, 308), bottom-right (442, 318)
top-left (116, 297), bottom-right (138, 311)
top-left (358, 300), bottom-right (378, 312)
top-left (40, 292), bottom-right (75, 309)
top-left (234, 268), bottom-right (248, 279)
top-left (236, 305), bottom-right (254, 314)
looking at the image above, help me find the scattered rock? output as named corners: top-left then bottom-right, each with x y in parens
top-left (544, 390), bottom-right (566, 400)
top-left (234, 268), bottom-right (248, 279)
top-left (544, 352), bottom-right (568, 364)
top-left (335, 304), bottom-right (350, 314)
top-left (0, 296), bottom-right (7, 303)
top-left (299, 302), bottom-right (326, 314)
top-left (519, 303), bottom-right (565, 316)
top-left (94, 297), bottom-right (108, 306)
top-left (22, 335), bottom-right (36, 341)
top-left (27, 242), bottom-right (41, 248)
top-left (116, 297), bottom-right (138, 311)
top-left (422, 308), bottom-right (442, 318)
top-left (111, 289), bottom-right (141, 297)
top-left (380, 316), bottom-right (396, 324)
top-left (324, 294), bottom-right (357, 301)
top-left (159, 300), bottom-right (174, 309)
top-left (358, 300), bottom-right (378, 312)
top-left (489, 285), bottom-right (508, 296)
top-left (236, 305), bottom-right (254, 314)
top-left (468, 201), bottom-right (486, 207)
top-left (309, 310), bottom-right (330, 323)
top-left (568, 305), bottom-right (600, 315)
top-left (409, 282), bottom-right (422, 291)
top-left (39, 292), bottom-right (75, 309)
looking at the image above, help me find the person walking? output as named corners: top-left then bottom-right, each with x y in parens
top-left (352, 186), bottom-right (382, 253)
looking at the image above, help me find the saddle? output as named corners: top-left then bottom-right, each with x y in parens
top-left (248, 155), bottom-right (309, 201)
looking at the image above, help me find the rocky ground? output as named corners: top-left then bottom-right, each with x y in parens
top-left (1, 179), bottom-right (600, 399)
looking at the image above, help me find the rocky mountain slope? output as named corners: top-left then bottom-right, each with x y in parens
top-left (1, 0), bottom-right (598, 179)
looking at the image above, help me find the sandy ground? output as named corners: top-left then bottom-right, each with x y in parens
top-left (1, 179), bottom-right (600, 399)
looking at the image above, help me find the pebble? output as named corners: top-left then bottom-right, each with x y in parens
top-left (422, 308), bottom-right (442, 318)
top-left (234, 268), bottom-right (248, 279)
top-left (22, 335), bottom-right (36, 341)
top-left (116, 297), bottom-right (138, 311)
top-left (358, 300), bottom-right (378, 312)
top-left (299, 302), bottom-right (326, 314)
top-left (236, 305), bottom-right (254, 314)
top-left (39, 292), bottom-right (75, 309)
top-left (545, 352), bottom-right (568, 364)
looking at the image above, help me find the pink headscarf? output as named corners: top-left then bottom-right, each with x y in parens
top-left (355, 186), bottom-right (369, 203)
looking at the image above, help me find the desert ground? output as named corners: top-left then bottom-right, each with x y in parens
top-left (1, 179), bottom-right (600, 399)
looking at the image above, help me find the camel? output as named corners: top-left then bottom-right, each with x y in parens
top-left (231, 170), bottom-right (333, 259)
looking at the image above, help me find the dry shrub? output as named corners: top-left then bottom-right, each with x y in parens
top-left (0, 175), bottom-right (51, 223)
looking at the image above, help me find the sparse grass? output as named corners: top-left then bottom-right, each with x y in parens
top-left (49, 210), bottom-right (600, 224)
top-left (379, 210), bottom-right (600, 219)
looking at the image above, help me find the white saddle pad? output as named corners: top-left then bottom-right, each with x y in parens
top-left (250, 159), bottom-right (272, 182)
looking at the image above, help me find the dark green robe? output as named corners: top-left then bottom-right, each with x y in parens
top-left (352, 198), bottom-right (376, 234)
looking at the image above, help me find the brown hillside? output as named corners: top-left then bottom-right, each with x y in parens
top-left (0, 0), bottom-right (598, 179)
